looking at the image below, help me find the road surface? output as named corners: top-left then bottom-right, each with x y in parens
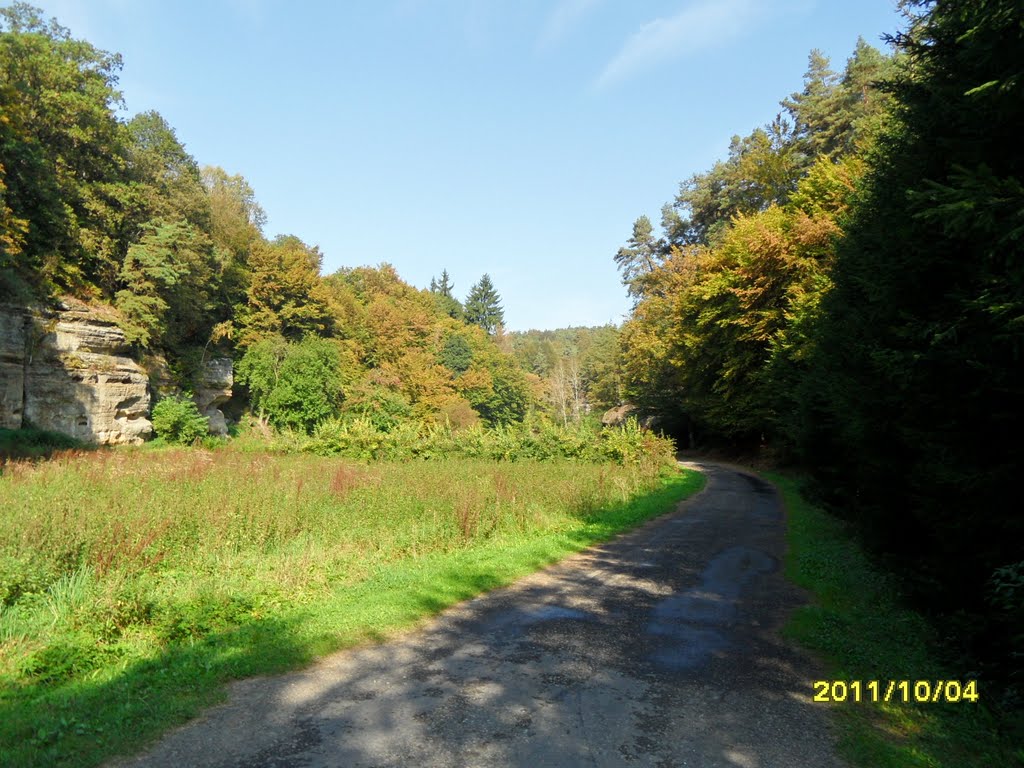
top-left (114, 461), bottom-right (842, 768)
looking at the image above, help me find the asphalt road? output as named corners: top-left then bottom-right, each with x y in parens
top-left (113, 462), bottom-right (842, 768)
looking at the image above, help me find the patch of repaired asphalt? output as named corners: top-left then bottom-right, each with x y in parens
top-left (110, 462), bottom-right (843, 768)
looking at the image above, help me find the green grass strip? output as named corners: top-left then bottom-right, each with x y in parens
top-left (0, 467), bottom-right (703, 768)
top-left (769, 472), bottom-right (1022, 768)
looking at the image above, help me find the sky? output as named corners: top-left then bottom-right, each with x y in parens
top-left (31, 0), bottom-right (906, 331)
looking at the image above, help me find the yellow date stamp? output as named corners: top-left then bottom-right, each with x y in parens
top-left (813, 680), bottom-right (979, 704)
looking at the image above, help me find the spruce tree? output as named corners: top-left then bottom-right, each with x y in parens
top-left (429, 268), bottom-right (463, 319)
top-left (464, 274), bottom-right (504, 335)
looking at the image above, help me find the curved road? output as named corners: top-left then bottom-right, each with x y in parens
top-left (115, 462), bottom-right (842, 768)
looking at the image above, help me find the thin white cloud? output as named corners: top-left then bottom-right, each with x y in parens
top-left (594, 0), bottom-right (759, 89)
top-left (537, 0), bottom-right (602, 51)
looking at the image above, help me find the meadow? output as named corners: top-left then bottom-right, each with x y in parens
top-left (0, 446), bottom-right (702, 767)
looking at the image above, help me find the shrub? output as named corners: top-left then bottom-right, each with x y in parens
top-left (303, 415), bottom-right (676, 466)
top-left (341, 385), bottom-right (412, 432)
top-left (151, 395), bottom-right (209, 445)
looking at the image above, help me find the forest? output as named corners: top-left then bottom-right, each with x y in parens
top-left (612, 0), bottom-right (1022, 716)
top-left (1, 0), bottom-right (1022, 764)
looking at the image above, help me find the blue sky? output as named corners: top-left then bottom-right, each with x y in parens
top-left (33, 0), bottom-right (905, 330)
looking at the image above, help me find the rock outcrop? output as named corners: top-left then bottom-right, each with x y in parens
top-left (0, 306), bottom-right (27, 429)
top-left (0, 300), bottom-right (152, 444)
top-left (194, 357), bottom-right (233, 437)
top-left (601, 403), bottom-right (636, 427)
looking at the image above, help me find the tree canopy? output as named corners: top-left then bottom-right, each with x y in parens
top-left (0, 4), bottom-right (536, 434)
top-left (613, 0), bottom-right (1022, 695)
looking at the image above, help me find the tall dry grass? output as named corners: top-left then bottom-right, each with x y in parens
top-left (0, 447), bottom-right (666, 682)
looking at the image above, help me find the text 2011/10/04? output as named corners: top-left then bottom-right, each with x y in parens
top-left (813, 680), bottom-right (979, 704)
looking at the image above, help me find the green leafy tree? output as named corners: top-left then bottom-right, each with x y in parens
top-left (464, 273), bottom-right (504, 335)
top-left (237, 336), bottom-right (345, 433)
top-left (0, 161), bottom-right (28, 294)
top-left (126, 111), bottom-right (210, 230)
top-left (470, 362), bottom-right (529, 426)
top-left (340, 383), bottom-right (412, 432)
top-left (438, 333), bottom-right (473, 375)
top-left (115, 219), bottom-right (213, 348)
top-left (0, 3), bottom-right (128, 294)
top-left (237, 235), bottom-right (333, 346)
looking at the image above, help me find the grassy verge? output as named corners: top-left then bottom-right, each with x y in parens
top-left (0, 450), bottom-right (703, 767)
top-left (770, 472), bottom-right (1022, 767)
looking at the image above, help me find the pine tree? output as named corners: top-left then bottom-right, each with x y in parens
top-left (614, 216), bottom-right (662, 299)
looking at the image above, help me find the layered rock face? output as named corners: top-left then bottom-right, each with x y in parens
top-left (195, 357), bottom-right (233, 437)
top-left (1, 301), bottom-right (153, 444)
top-left (0, 306), bottom-right (27, 429)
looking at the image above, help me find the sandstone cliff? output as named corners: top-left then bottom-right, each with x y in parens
top-left (0, 306), bottom-right (26, 430)
top-left (194, 357), bottom-right (233, 437)
top-left (1, 301), bottom-right (237, 444)
top-left (1, 301), bottom-right (152, 444)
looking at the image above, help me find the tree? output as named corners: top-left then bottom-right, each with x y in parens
top-left (548, 355), bottom-right (584, 425)
top-left (201, 165), bottom-right (265, 329)
top-left (0, 3), bottom-right (128, 294)
top-left (430, 268), bottom-right (454, 297)
top-left (0, 161), bottom-right (28, 295)
top-left (781, 49), bottom-right (841, 158)
top-left (464, 273), bottom-right (504, 335)
top-left (115, 219), bottom-right (214, 348)
top-left (202, 165), bottom-right (265, 269)
top-left (438, 333), bottom-right (473, 375)
top-left (237, 235), bottom-right (333, 346)
top-left (614, 216), bottom-right (662, 300)
top-left (782, 40), bottom-right (894, 162)
top-left (429, 268), bottom-right (463, 319)
top-left (126, 111), bottom-right (209, 230)
top-left (469, 362), bottom-right (529, 426)
top-left (797, 0), bottom-right (1024, 687)
top-left (236, 336), bottom-right (345, 433)
top-left (579, 325), bottom-right (623, 411)
top-left (151, 394), bottom-right (209, 444)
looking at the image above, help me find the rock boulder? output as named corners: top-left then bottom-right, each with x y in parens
top-left (194, 357), bottom-right (233, 436)
top-left (601, 403), bottom-right (637, 427)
